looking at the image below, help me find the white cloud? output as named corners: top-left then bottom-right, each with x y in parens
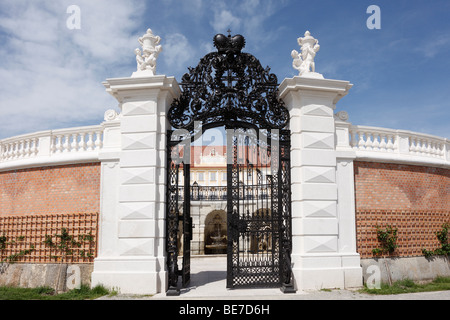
top-left (207, 0), bottom-right (288, 50)
top-left (210, 8), bottom-right (241, 33)
top-left (162, 33), bottom-right (196, 74)
top-left (0, 0), bottom-right (145, 139)
top-left (69, 1), bottom-right (144, 63)
top-left (416, 34), bottom-right (450, 58)
top-left (201, 41), bottom-right (215, 55)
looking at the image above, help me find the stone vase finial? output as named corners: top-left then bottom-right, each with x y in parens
top-left (291, 31), bottom-right (323, 79)
top-left (132, 28), bottom-right (163, 77)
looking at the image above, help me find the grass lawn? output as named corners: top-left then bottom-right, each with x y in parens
top-left (0, 284), bottom-right (111, 300)
top-left (361, 276), bottom-right (450, 295)
top-left (2, 277), bottom-right (450, 299)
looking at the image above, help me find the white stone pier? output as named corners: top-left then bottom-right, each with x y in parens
top-left (279, 76), bottom-right (363, 291)
top-left (91, 75), bottom-right (180, 294)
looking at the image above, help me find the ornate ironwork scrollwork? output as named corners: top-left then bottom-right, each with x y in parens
top-left (168, 33), bottom-right (289, 133)
top-left (166, 34), bottom-right (294, 294)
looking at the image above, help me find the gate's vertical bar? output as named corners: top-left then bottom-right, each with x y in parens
top-left (226, 129), bottom-right (235, 288)
top-left (280, 129), bottom-right (296, 293)
top-left (267, 129), bottom-right (275, 277)
top-left (166, 130), bottom-right (180, 296)
top-left (182, 160), bottom-right (191, 287)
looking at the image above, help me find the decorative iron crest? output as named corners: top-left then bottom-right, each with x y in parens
top-left (168, 33), bottom-right (289, 133)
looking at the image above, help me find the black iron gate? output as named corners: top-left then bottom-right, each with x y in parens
top-left (165, 32), bottom-right (295, 295)
top-left (226, 128), bottom-right (293, 291)
top-left (166, 131), bottom-right (192, 296)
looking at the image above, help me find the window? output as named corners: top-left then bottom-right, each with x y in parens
top-left (210, 172), bottom-right (216, 181)
top-left (198, 172), bottom-right (204, 181)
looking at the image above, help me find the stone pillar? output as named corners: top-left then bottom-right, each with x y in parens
top-left (279, 76), bottom-right (363, 290)
top-left (91, 75), bottom-right (180, 294)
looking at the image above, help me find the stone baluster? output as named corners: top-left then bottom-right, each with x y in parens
top-left (431, 141), bottom-right (438, 158)
top-left (438, 142), bottom-right (445, 158)
top-left (428, 141), bottom-right (433, 157)
top-left (62, 134), bottom-right (70, 152)
top-left (420, 139), bottom-right (427, 155)
top-left (86, 132), bottom-right (94, 151)
top-left (358, 131), bottom-right (365, 150)
top-left (16, 140), bottom-right (23, 158)
top-left (372, 133), bottom-right (380, 151)
top-left (79, 132), bottom-right (87, 151)
top-left (386, 134), bottom-right (392, 151)
top-left (57, 135), bottom-right (64, 153)
top-left (6, 143), bottom-right (11, 160)
top-left (32, 138), bottom-right (39, 156)
top-left (24, 139), bottom-right (31, 157)
top-left (409, 137), bottom-right (417, 154)
top-left (95, 130), bottom-right (102, 150)
top-left (5, 143), bottom-right (9, 160)
top-left (379, 134), bottom-right (387, 151)
top-left (365, 132), bottom-right (373, 151)
top-left (11, 142), bottom-right (17, 159)
top-left (13, 142), bottom-right (19, 159)
top-left (23, 140), bottom-right (29, 158)
top-left (71, 133), bottom-right (78, 152)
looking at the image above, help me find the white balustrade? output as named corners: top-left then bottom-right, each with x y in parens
top-left (347, 125), bottom-right (449, 164)
top-left (50, 127), bottom-right (103, 154)
top-left (0, 125), bottom-right (104, 165)
top-left (1, 122), bottom-right (448, 167)
top-left (350, 128), bottom-right (398, 153)
top-left (0, 136), bottom-right (40, 162)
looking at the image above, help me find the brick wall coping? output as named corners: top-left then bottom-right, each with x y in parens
top-left (336, 122), bottom-right (450, 169)
top-left (0, 124), bottom-right (112, 172)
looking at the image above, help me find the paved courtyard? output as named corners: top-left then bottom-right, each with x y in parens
top-left (98, 256), bottom-right (450, 300)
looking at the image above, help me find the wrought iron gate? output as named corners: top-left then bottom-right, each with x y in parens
top-left (166, 131), bottom-right (192, 296)
top-left (226, 128), bottom-right (293, 290)
top-left (166, 32), bottom-right (295, 295)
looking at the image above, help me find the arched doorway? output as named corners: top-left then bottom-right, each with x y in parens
top-left (165, 33), bottom-right (294, 295)
top-left (204, 210), bottom-right (227, 255)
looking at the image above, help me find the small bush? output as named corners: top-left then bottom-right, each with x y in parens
top-left (372, 225), bottom-right (398, 256)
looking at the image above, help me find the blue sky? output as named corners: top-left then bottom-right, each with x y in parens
top-left (0, 0), bottom-right (449, 139)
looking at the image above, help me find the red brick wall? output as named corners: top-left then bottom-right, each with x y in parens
top-left (0, 163), bottom-right (101, 216)
top-left (354, 161), bottom-right (450, 258)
